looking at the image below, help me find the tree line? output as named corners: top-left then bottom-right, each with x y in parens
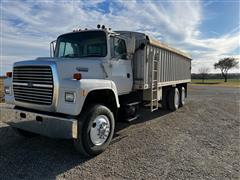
top-left (196, 57), bottom-right (239, 83)
top-left (191, 73), bottom-right (240, 80)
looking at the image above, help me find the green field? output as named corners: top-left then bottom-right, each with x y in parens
top-left (191, 79), bottom-right (240, 88)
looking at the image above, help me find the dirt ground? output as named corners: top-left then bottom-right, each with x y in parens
top-left (0, 85), bottom-right (239, 180)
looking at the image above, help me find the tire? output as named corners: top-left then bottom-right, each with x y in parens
top-left (74, 104), bottom-right (115, 157)
top-left (13, 128), bottom-right (38, 138)
top-left (179, 87), bottom-right (186, 107)
top-left (161, 88), bottom-right (169, 110)
top-left (168, 88), bottom-right (180, 111)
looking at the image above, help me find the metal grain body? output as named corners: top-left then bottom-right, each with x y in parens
top-left (133, 43), bottom-right (191, 90)
top-left (117, 31), bottom-right (192, 90)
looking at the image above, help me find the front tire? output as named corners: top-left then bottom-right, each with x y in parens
top-left (74, 104), bottom-right (115, 157)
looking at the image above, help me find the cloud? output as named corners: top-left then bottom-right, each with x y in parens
top-left (187, 27), bottom-right (240, 73)
top-left (1, 0), bottom-right (239, 75)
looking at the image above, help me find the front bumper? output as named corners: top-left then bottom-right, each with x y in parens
top-left (0, 106), bottom-right (78, 139)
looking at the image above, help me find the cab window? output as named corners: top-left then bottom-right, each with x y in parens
top-left (111, 37), bottom-right (127, 60)
top-left (56, 31), bottom-right (107, 58)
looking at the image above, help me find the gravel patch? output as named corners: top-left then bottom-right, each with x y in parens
top-left (0, 85), bottom-right (239, 180)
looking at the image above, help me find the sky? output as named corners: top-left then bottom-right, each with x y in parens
top-left (0, 0), bottom-right (240, 75)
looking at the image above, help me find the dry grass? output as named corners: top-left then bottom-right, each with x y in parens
top-left (191, 79), bottom-right (240, 88)
top-left (0, 78), bottom-right (4, 103)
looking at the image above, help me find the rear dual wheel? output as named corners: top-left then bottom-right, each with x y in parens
top-left (168, 88), bottom-right (180, 111)
top-left (179, 87), bottom-right (186, 107)
top-left (167, 86), bottom-right (186, 111)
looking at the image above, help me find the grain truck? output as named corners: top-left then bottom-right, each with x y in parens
top-left (2, 25), bottom-right (191, 157)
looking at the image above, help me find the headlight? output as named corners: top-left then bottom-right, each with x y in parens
top-left (65, 92), bottom-right (75, 102)
top-left (4, 87), bottom-right (11, 94)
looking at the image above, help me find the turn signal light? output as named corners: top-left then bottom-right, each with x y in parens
top-left (6, 72), bottom-right (12, 78)
top-left (73, 73), bottom-right (82, 80)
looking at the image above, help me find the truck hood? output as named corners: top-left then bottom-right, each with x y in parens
top-left (14, 57), bottom-right (106, 81)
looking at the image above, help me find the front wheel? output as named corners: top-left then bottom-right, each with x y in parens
top-left (74, 104), bottom-right (115, 157)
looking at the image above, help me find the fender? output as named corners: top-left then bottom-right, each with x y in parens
top-left (56, 79), bottom-right (120, 116)
top-left (79, 79), bottom-right (120, 108)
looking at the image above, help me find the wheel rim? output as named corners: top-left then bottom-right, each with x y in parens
top-left (174, 89), bottom-right (180, 108)
top-left (90, 115), bottom-right (111, 146)
top-left (181, 88), bottom-right (185, 104)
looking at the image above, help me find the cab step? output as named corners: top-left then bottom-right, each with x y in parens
top-left (121, 101), bottom-right (141, 122)
top-left (126, 114), bottom-right (140, 122)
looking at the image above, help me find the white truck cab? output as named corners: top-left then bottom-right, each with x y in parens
top-left (2, 25), bottom-right (191, 157)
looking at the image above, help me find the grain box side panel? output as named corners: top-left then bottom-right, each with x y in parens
top-left (135, 44), bottom-right (191, 90)
top-left (149, 46), bottom-right (191, 87)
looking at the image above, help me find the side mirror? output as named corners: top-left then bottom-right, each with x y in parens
top-left (50, 40), bottom-right (56, 57)
top-left (139, 43), bottom-right (145, 50)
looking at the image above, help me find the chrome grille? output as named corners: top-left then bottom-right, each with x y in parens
top-left (13, 66), bottom-right (53, 105)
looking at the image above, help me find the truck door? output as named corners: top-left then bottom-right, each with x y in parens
top-left (110, 37), bottom-right (133, 94)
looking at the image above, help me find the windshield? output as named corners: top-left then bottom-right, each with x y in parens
top-left (55, 31), bottom-right (107, 58)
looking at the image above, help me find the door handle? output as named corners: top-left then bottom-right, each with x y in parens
top-left (127, 73), bottom-right (130, 78)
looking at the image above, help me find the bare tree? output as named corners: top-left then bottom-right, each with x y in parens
top-left (198, 67), bottom-right (210, 83)
top-left (214, 57), bottom-right (239, 82)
